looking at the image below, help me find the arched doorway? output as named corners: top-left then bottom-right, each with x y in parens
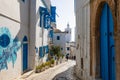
top-left (100, 3), bottom-right (116, 80)
top-left (22, 36), bottom-right (28, 72)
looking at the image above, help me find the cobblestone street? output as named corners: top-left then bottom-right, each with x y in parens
top-left (52, 65), bottom-right (79, 80)
top-left (19, 60), bottom-right (79, 80)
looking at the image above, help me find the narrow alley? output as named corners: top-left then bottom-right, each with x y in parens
top-left (19, 60), bottom-right (79, 80)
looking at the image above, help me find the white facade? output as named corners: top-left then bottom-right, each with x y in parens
top-left (53, 32), bottom-right (67, 54)
top-left (66, 42), bottom-right (76, 58)
top-left (74, 0), bottom-right (91, 80)
top-left (0, 0), bottom-right (52, 80)
top-left (53, 24), bottom-right (71, 55)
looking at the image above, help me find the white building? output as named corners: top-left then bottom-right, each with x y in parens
top-left (66, 42), bottom-right (76, 58)
top-left (53, 24), bottom-right (71, 55)
top-left (0, 0), bottom-right (56, 80)
top-left (65, 23), bottom-right (71, 42)
top-left (53, 29), bottom-right (67, 54)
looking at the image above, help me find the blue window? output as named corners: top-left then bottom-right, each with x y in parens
top-left (57, 36), bottom-right (60, 40)
top-left (67, 47), bottom-right (70, 51)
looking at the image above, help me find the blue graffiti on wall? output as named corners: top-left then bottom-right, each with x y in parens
top-left (0, 27), bottom-right (21, 71)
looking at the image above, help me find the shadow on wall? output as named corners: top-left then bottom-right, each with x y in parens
top-left (0, 27), bottom-right (21, 71)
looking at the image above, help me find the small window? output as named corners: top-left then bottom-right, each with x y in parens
top-left (22, 0), bottom-right (25, 2)
top-left (81, 58), bottom-right (84, 69)
top-left (61, 48), bottom-right (63, 50)
top-left (67, 47), bottom-right (70, 51)
top-left (57, 36), bottom-right (60, 40)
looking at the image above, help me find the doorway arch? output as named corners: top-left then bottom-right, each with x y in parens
top-left (100, 3), bottom-right (116, 80)
top-left (22, 36), bottom-right (28, 72)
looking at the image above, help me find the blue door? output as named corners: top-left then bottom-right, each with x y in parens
top-left (23, 36), bottom-right (28, 71)
top-left (100, 3), bottom-right (116, 80)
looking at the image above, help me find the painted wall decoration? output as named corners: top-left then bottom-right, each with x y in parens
top-left (0, 27), bottom-right (21, 71)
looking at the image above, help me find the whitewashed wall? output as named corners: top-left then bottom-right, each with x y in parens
top-left (53, 32), bottom-right (66, 54)
top-left (75, 0), bottom-right (91, 80)
top-left (35, 0), bottom-right (51, 64)
top-left (65, 27), bottom-right (71, 42)
top-left (0, 0), bottom-right (29, 80)
top-left (66, 42), bottom-right (71, 55)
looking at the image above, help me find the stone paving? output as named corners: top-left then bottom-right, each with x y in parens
top-left (19, 60), bottom-right (80, 80)
top-left (52, 66), bottom-right (80, 80)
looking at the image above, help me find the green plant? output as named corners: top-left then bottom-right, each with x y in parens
top-left (45, 61), bottom-right (51, 67)
top-left (35, 65), bottom-right (43, 73)
top-left (41, 63), bottom-right (45, 67)
top-left (61, 54), bottom-right (64, 58)
top-left (50, 59), bottom-right (55, 64)
top-left (50, 45), bottom-right (61, 60)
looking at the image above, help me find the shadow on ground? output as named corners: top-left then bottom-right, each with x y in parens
top-left (52, 66), bottom-right (80, 80)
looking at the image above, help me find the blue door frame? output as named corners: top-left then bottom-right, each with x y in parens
top-left (23, 36), bottom-right (28, 71)
top-left (100, 3), bottom-right (116, 80)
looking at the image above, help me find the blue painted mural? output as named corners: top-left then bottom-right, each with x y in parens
top-left (0, 27), bottom-right (21, 71)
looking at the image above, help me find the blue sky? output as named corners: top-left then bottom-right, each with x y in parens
top-left (51, 0), bottom-right (75, 41)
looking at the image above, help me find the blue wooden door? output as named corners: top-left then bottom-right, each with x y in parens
top-left (108, 5), bottom-right (116, 80)
top-left (23, 43), bottom-right (28, 71)
top-left (23, 36), bottom-right (28, 72)
top-left (100, 3), bottom-right (116, 80)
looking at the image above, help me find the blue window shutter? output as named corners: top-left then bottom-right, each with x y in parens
top-left (51, 6), bottom-right (56, 22)
top-left (43, 46), bottom-right (46, 56)
top-left (49, 29), bottom-right (53, 38)
top-left (46, 17), bottom-right (50, 29)
top-left (39, 47), bottom-right (43, 58)
top-left (43, 15), bottom-right (46, 29)
top-left (40, 13), bottom-right (42, 27)
top-left (51, 30), bottom-right (53, 38)
top-left (39, 7), bottom-right (44, 27)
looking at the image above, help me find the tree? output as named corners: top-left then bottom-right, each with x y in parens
top-left (50, 45), bottom-right (61, 59)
